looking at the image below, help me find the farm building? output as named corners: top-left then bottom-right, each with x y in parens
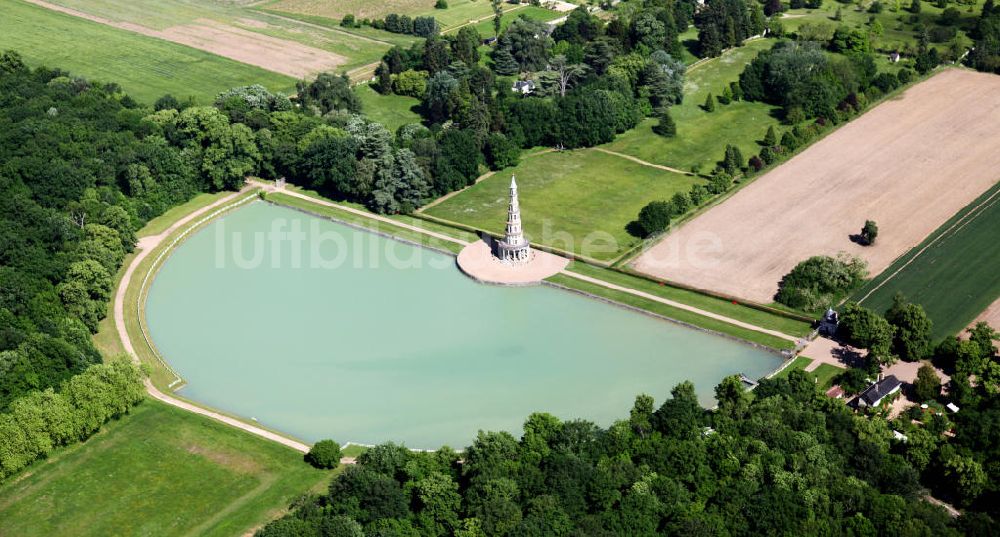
top-left (819, 308), bottom-right (840, 336)
top-left (512, 80), bottom-right (536, 95)
top-left (857, 375), bottom-right (902, 408)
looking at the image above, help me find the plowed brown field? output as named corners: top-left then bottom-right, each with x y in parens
top-left (633, 69), bottom-right (1000, 305)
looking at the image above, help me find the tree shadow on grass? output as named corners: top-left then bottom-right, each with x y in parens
top-left (683, 39), bottom-right (700, 60)
top-left (625, 220), bottom-right (646, 239)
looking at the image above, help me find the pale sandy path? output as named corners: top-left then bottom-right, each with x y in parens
top-left (442, 4), bottom-right (527, 34)
top-left (271, 180), bottom-right (800, 343)
top-left (634, 69), bottom-right (1000, 304)
top-left (115, 180), bottom-right (799, 456)
top-left (558, 270), bottom-right (801, 343)
top-left (253, 180), bottom-right (469, 246)
top-left (800, 337), bottom-right (854, 372)
top-left (113, 186), bottom-right (313, 454)
top-left (594, 148), bottom-right (694, 175)
top-left (457, 240), bottom-right (569, 285)
top-left (417, 171), bottom-right (496, 212)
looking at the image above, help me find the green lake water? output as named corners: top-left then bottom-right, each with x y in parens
top-left (146, 202), bottom-right (781, 449)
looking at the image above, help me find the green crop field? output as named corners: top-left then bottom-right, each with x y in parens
top-left (424, 148), bottom-right (703, 261)
top-left (355, 84), bottom-right (423, 132)
top-left (252, 9), bottom-right (422, 49)
top-left (600, 38), bottom-right (784, 173)
top-left (0, 0), bottom-right (296, 104)
top-left (853, 182), bottom-right (1000, 339)
top-left (28, 0), bottom-right (403, 72)
top-left (0, 400), bottom-right (330, 537)
top-left (263, 0), bottom-right (530, 32)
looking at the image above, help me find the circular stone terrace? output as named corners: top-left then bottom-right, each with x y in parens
top-left (456, 239), bottom-right (569, 286)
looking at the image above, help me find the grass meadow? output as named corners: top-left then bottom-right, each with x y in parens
top-left (354, 84), bottom-right (423, 132)
top-left (601, 38), bottom-right (783, 173)
top-left (546, 272), bottom-right (797, 351)
top-left (0, 400), bottom-right (330, 537)
top-left (264, 0), bottom-right (530, 31)
top-left (31, 0), bottom-right (404, 72)
top-left (565, 262), bottom-right (814, 338)
top-left (773, 356), bottom-right (843, 389)
top-left (0, 0), bottom-right (296, 104)
top-left (424, 148), bottom-right (703, 261)
top-left (779, 0), bottom-right (986, 54)
top-left (461, 5), bottom-right (567, 37)
top-left (252, 8), bottom-right (423, 48)
top-left (853, 182), bottom-right (1000, 339)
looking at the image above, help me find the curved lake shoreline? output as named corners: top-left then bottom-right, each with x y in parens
top-left (146, 202), bottom-right (782, 449)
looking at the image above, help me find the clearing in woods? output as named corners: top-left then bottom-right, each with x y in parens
top-left (599, 38), bottom-right (783, 174)
top-left (632, 69), bottom-right (1000, 306)
top-left (0, 400), bottom-right (330, 537)
top-left (423, 148), bottom-right (702, 262)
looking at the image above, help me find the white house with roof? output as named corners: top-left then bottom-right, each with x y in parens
top-left (856, 375), bottom-right (902, 408)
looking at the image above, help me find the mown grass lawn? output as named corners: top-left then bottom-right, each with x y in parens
top-left (565, 262), bottom-right (814, 338)
top-left (267, 191), bottom-right (468, 254)
top-left (601, 38), bottom-right (783, 173)
top-left (546, 273), bottom-right (796, 351)
top-left (811, 364), bottom-right (843, 390)
top-left (424, 148), bottom-right (703, 261)
top-left (0, 400), bottom-right (331, 537)
top-left (92, 190), bottom-right (237, 362)
top-left (355, 84), bottom-right (423, 132)
top-left (853, 182), bottom-right (1000, 339)
top-left (0, 0), bottom-right (296, 105)
top-left (463, 5), bottom-right (567, 37)
top-left (773, 357), bottom-right (843, 390)
top-left (773, 356), bottom-right (812, 378)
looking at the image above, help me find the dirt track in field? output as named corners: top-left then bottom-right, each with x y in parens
top-left (25, 0), bottom-right (345, 78)
top-left (633, 69), bottom-right (1000, 304)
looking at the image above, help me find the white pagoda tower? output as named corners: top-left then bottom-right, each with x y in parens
top-left (495, 175), bottom-right (531, 264)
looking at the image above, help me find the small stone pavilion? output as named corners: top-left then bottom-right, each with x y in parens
top-left (494, 176), bottom-right (532, 264)
top-left (455, 175), bottom-right (569, 285)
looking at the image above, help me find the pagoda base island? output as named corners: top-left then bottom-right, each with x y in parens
top-left (456, 176), bottom-right (569, 286)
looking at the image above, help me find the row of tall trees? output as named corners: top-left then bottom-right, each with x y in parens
top-left (696, 0), bottom-right (767, 57)
top-left (0, 360), bottom-right (145, 481)
top-left (969, 0), bottom-right (1000, 72)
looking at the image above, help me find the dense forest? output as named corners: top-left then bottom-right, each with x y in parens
top-left (0, 51), bottom-right (203, 408)
top-left (970, 0), bottom-right (1000, 72)
top-left (256, 338), bottom-right (1000, 536)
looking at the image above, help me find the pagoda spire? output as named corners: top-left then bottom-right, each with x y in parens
top-left (496, 175), bottom-right (531, 264)
top-left (505, 175), bottom-right (526, 247)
